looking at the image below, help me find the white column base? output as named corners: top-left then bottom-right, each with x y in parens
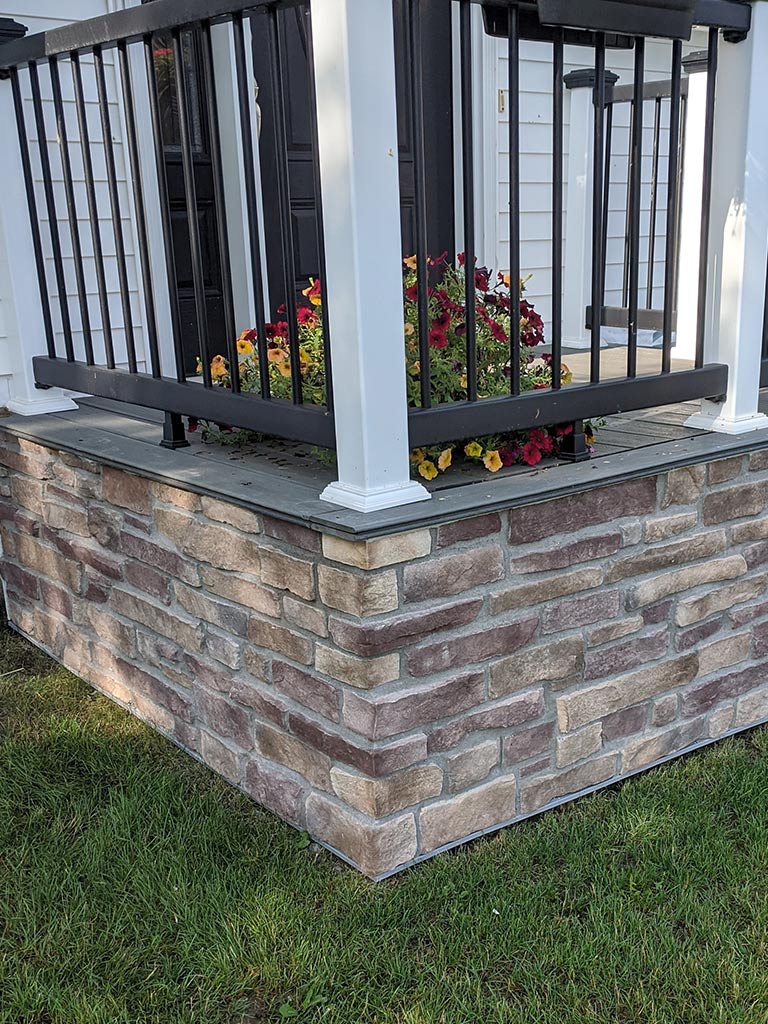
top-left (685, 405), bottom-right (768, 435)
top-left (5, 393), bottom-right (78, 416)
top-left (320, 479), bottom-right (431, 513)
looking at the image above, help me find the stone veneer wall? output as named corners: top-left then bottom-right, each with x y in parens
top-left (2, 429), bottom-right (768, 876)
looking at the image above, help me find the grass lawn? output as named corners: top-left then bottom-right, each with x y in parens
top-left (3, 606), bottom-right (768, 1024)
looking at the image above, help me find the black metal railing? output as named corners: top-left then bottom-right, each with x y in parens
top-left (403, 0), bottom-right (738, 449)
top-left (0, 0), bottom-right (335, 447)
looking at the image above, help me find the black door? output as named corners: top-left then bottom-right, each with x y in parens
top-left (149, 24), bottom-right (227, 375)
top-left (252, 0), bottom-right (455, 316)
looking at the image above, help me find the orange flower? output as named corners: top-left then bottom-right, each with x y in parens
top-left (267, 347), bottom-right (287, 363)
top-left (483, 450), bottom-right (503, 473)
top-left (404, 322), bottom-right (415, 337)
top-left (437, 448), bottom-right (452, 472)
top-left (237, 337), bottom-right (254, 356)
top-left (403, 255), bottom-right (418, 271)
top-left (210, 355), bottom-right (227, 380)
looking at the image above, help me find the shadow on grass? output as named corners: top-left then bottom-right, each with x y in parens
top-left (3, 602), bottom-right (768, 1024)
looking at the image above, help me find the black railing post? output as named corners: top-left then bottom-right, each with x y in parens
top-left (559, 420), bottom-right (591, 463)
top-left (161, 412), bottom-right (190, 450)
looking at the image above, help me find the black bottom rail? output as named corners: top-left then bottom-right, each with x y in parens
top-left (407, 365), bottom-right (728, 447)
top-left (32, 358), bottom-right (335, 448)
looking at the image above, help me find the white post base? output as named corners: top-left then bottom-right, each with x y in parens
top-left (320, 479), bottom-right (430, 514)
top-left (5, 393), bottom-right (78, 416)
top-left (685, 403), bottom-right (768, 435)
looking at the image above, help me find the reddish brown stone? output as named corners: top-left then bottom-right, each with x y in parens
top-left (508, 477), bottom-right (657, 545)
top-left (203, 629), bottom-right (242, 670)
top-left (272, 661), bottom-right (340, 722)
top-left (731, 601), bottom-right (768, 627)
top-left (328, 597), bottom-right (482, 658)
top-left (584, 627), bottom-right (669, 681)
top-left (343, 672), bottom-right (485, 740)
top-left (199, 691), bottom-right (253, 749)
top-left (244, 760), bottom-right (306, 827)
top-left (124, 562), bottom-right (172, 605)
top-left (681, 663), bottom-right (767, 717)
top-left (749, 450), bottom-right (768, 472)
top-left (403, 545), bottom-right (504, 602)
top-left (753, 621), bottom-right (768, 658)
top-left (118, 531), bottom-right (200, 586)
top-left (176, 585), bottom-right (249, 638)
top-left (743, 542), bottom-right (768, 570)
top-left (43, 528), bottom-right (124, 581)
top-left (87, 506), bottom-right (121, 549)
top-left (502, 721), bottom-right (554, 766)
top-left (507, 533), bottom-right (621, 574)
top-left (642, 600), bottom-right (674, 625)
top-left (708, 456), bottom-right (743, 485)
top-left (39, 579), bottom-right (73, 618)
top-left (201, 732), bottom-right (242, 784)
top-left (110, 588), bottom-right (202, 652)
top-left (101, 649), bottom-right (192, 721)
top-left (542, 591), bottom-right (620, 634)
top-left (406, 616), bottom-right (539, 677)
top-left (676, 617), bottom-right (724, 651)
top-left (601, 705), bottom-right (647, 742)
top-left (428, 689), bottom-right (545, 753)
top-left (0, 562), bottom-right (39, 599)
top-left (228, 680), bottom-right (286, 725)
top-left (605, 531), bottom-right (726, 583)
top-left (702, 481), bottom-right (768, 525)
top-left (262, 514), bottom-right (321, 553)
top-left (437, 513), bottom-right (502, 547)
top-left (103, 467), bottom-right (151, 515)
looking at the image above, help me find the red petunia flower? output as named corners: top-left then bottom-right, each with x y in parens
top-left (521, 442), bottom-right (543, 466)
top-left (297, 307), bottom-right (316, 325)
top-left (428, 327), bottom-right (448, 348)
top-left (405, 284), bottom-right (418, 303)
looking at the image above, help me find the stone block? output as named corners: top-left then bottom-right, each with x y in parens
top-left (228, 680), bottom-right (286, 726)
top-left (44, 503), bottom-right (90, 538)
top-left (628, 556), bottom-right (748, 610)
top-left (605, 531), bottom-right (725, 584)
top-left (602, 704), bottom-right (647, 741)
top-left (584, 627), bottom-right (669, 681)
top-left (200, 566), bottom-right (280, 619)
top-left (283, 597), bottom-right (328, 638)
top-left (248, 618), bottom-right (313, 665)
top-left (403, 545), bottom-right (504, 602)
top-left (541, 590), bottom-right (620, 633)
top-left (489, 636), bottom-right (583, 698)
top-left (644, 512), bottom-right (698, 543)
top-left (262, 515), bottom-right (321, 553)
top-left (343, 672), bottom-right (485, 741)
top-left (0, 562), bottom-right (39, 600)
top-left (329, 597), bottom-right (482, 658)
top-left (315, 645), bottom-right (400, 689)
top-left (520, 754), bottom-right (617, 813)
top-left (708, 456), bottom-right (743, 485)
top-left (437, 513), bottom-right (502, 547)
top-left (200, 732), bottom-right (242, 784)
top-left (198, 691), bottom-right (253, 749)
top-left (748, 450), bottom-right (768, 472)
top-left (445, 739), bottom-right (499, 793)
top-left (420, 776), bottom-right (517, 852)
top-left (703, 481), bottom-right (768, 525)
top-left (681, 663), bottom-right (768, 718)
top-left (675, 573), bottom-right (765, 627)
top-left (556, 723), bottom-right (603, 767)
top-left (176, 585), bottom-right (249, 638)
top-left (732, 519), bottom-right (768, 544)
top-left (272, 661), bottom-right (340, 722)
top-left (587, 617), bottom-right (644, 648)
top-left (254, 721), bottom-right (331, 790)
top-left (652, 695), bottom-right (678, 727)
top-left (13, 534), bottom-right (83, 593)
top-left (318, 565), bottom-right (398, 618)
top-left (620, 720), bottom-right (705, 773)
top-left (676, 617), bottom-right (724, 651)
top-left (661, 465), bottom-right (705, 508)
top-left (306, 794), bottom-right (417, 877)
top-left (111, 588), bottom-right (202, 652)
top-left (103, 467), bottom-right (151, 515)
top-left (734, 688), bottom-right (768, 728)
top-left (697, 633), bottom-right (751, 677)
top-left (708, 706), bottom-right (734, 738)
top-left (322, 529), bottom-right (431, 570)
top-left (428, 690), bottom-right (545, 753)
top-left (39, 579), bottom-right (73, 619)
top-left (243, 759), bottom-right (306, 827)
top-left (152, 482), bottom-right (202, 511)
top-left (557, 654), bottom-right (698, 732)
top-left (407, 616), bottom-right (538, 678)
top-left (330, 763), bottom-right (443, 816)
top-left (155, 509), bottom-right (260, 574)
top-left (200, 496), bottom-right (261, 533)
top-left (490, 567), bottom-right (603, 616)
top-left (119, 531), bottom-right (201, 587)
top-left (259, 547), bottom-right (316, 601)
top-left (506, 533), bottom-right (621, 574)
top-left (124, 561), bottom-right (172, 604)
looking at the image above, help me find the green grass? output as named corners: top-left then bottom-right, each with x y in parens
top-left (3, 608), bottom-right (768, 1024)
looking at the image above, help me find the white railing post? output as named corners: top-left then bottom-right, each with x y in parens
top-left (686, 8), bottom-right (768, 434)
top-left (310, 0), bottom-right (430, 512)
top-left (562, 69), bottom-right (618, 349)
top-left (0, 20), bottom-right (76, 416)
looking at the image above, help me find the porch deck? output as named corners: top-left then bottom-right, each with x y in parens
top-left (5, 382), bottom-right (768, 540)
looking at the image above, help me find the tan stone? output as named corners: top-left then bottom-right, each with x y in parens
top-left (318, 564), bottom-right (398, 617)
top-left (708, 706), bottom-right (735, 738)
top-left (445, 739), bottom-right (499, 793)
top-left (675, 574), bottom-right (767, 627)
top-left (152, 483), bottom-right (202, 511)
top-left (606, 530), bottom-right (726, 584)
top-left (734, 688), bottom-right (768, 727)
top-left (652, 695), bottom-right (678, 727)
top-left (644, 512), bottom-right (698, 543)
top-left (520, 754), bottom-right (617, 813)
top-left (44, 503), bottom-right (90, 538)
top-left (732, 519), bottom-right (768, 543)
top-left (330, 764), bottom-right (443, 817)
top-left (155, 509), bottom-right (260, 573)
top-left (661, 465), bottom-right (706, 508)
top-left (110, 588), bottom-right (202, 652)
top-left (556, 723), bottom-right (603, 767)
top-left (200, 566), bottom-right (281, 619)
top-left (628, 556), bottom-right (748, 609)
top-left (587, 617), bottom-right (644, 648)
top-left (322, 529), bottom-right (431, 570)
top-left (489, 637), bottom-right (583, 698)
top-left (283, 596), bottom-right (328, 637)
top-left (306, 794), bottom-right (417, 877)
top-left (490, 567), bottom-right (603, 616)
top-left (316, 645), bottom-right (400, 689)
top-left (419, 776), bottom-right (517, 852)
top-left (248, 618), bottom-right (314, 665)
top-left (253, 722), bottom-right (332, 791)
top-left (200, 496), bottom-right (261, 533)
top-left (697, 633), bottom-right (751, 677)
top-left (103, 467), bottom-right (151, 515)
top-left (556, 654), bottom-right (699, 732)
top-left (259, 547), bottom-right (315, 601)
top-left (620, 720), bottom-right (704, 773)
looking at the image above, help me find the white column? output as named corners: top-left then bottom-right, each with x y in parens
top-left (311, 0), bottom-right (430, 512)
top-left (0, 68), bottom-right (76, 416)
top-left (674, 54), bottom-right (707, 362)
top-left (686, 8), bottom-right (768, 434)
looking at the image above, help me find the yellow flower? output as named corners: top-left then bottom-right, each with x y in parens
top-left (586, 432), bottom-right (595, 446)
top-left (437, 448), bottom-right (452, 472)
top-left (237, 338), bottom-right (255, 356)
top-left (403, 255), bottom-right (418, 271)
top-left (277, 360), bottom-right (292, 377)
top-left (404, 322), bottom-right (415, 337)
top-left (408, 361), bottom-right (420, 376)
top-left (267, 347), bottom-right (287, 363)
top-left (195, 358), bottom-right (203, 376)
top-left (464, 441), bottom-right (483, 458)
top-left (560, 362), bottom-right (573, 385)
top-left (410, 448), bottom-right (426, 465)
top-left (418, 460), bottom-right (438, 481)
top-left (484, 450), bottom-right (503, 473)
top-left (460, 374), bottom-right (468, 389)
top-left (210, 355), bottom-right (227, 380)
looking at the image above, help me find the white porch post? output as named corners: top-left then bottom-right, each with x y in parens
top-left (310, 0), bottom-right (430, 512)
top-left (0, 20), bottom-right (76, 416)
top-left (686, 7), bottom-right (768, 434)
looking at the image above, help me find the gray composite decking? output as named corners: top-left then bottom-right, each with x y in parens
top-left (3, 388), bottom-right (768, 539)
